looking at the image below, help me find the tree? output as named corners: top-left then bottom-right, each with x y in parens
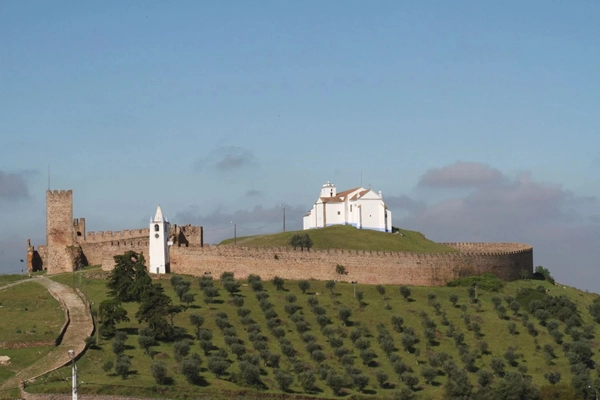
top-left (353, 373), bottom-right (370, 392)
top-left (115, 355), bottom-right (131, 379)
top-left (223, 278), bottom-right (240, 296)
top-left (174, 340), bottom-right (191, 364)
top-left (477, 369), bottom-right (494, 388)
top-left (421, 365), bottom-right (437, 385)
top-left (203, 286), bottom-right (219, 305)
top-left (376, 284), bottom-right (386, 299)
top-left (392, 315), bottom-right (404, 333)
top-left (298, 280), bottom-right (310, 294)
top-left (107, 251), bottom-right (150, 302)
top-left (102, 360), bottom-right (113, 374)
top-left (402, 373), bottom-right (419, 391)
top-left (494, 371), bottom-right (540, 400)
top-left (339, 306), bottom-right (352, 325)
top-left (534, 265), bottom-right (555, 284)
top-left (151, 361), bottom-right (168, 384)
top-left (444, 369), bottom-right (472, 399)
top-left (375, 370), bottom-right (388, 388)
top-left (299, 371), bottom-right (316, 392)
top-left (449, 293), bottom-right (459, 307)
top-left (335, 264), bottom-right (347, 276)
top-left (274, 369), bottom-right (294, 392)
top-left (181, 292), bottom-right (195, 307)
top-left (207, 356), bottom-right (229, 378)
top-left (272, 276), bottom-right (285, 290)
top-left (503, 347), bottom-right (519, 366)
top-left (290, 233), bottom-right (313, 251)
top-left (325, 280), bottom-right (336, 294)
top-left (189, 313), bottom-right (205, 339)
top-left (99, 299), bottom-right (129, 337)
top-left (400, 285), bottom-right (411, 302)
top-left (174, 280), bottom-right (191, 301)
top-left (180, 356), bottom-right (201, 384)
top-left (490, 357), bottom-right (505, 377)
top-left (326, 371), bottom-right (345, 395)
top-left (135, 283), bottom-right (173, 339)
top-left (138, 333), bottom-right (156, 355)
top-left (544, 371), bottom-right (561, 385)
top-left (112, 335), bottom-right (126, 355)
top-left (239, 360), bottom-right (261, 386)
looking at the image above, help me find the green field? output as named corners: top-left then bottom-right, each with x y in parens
top-left (11, 268), bottom-right (600, 399)
top-left (220, 225), bottom-right (457, 253)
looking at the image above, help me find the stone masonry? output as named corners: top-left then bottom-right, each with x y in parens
top-left (28, 189), bottom-right (533, 285)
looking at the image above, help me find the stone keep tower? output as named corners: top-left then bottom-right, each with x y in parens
top-left (149, 205), bottom-right (171, 274)
top-left (46, 190), bottom-right (76, 273)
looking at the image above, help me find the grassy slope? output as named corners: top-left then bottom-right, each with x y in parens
top-left (0, 280), bottom-right (65, 389)
top-left (14, 271), bottom-right (600, 399)
top-left (220, 225), bottom-right (457, 253)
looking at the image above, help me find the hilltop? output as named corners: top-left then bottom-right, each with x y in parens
top-left (2, 267), bottom-right (600, 399)
top-left (219, 225), bottom-right (457, 253)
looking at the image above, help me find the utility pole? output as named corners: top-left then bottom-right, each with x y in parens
top-left (68, 349), bottom-right (77, 400)
top-left (283, 207), bottom-right (286, 232)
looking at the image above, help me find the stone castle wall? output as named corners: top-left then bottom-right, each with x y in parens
top-left (166, 243), bottom-right (533, 286)
top-left (28, 189), bottom-right (533, 286)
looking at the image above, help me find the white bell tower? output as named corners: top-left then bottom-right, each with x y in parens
top-left (149, 205), bottom-right (171, 274)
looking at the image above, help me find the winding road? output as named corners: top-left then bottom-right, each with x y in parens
top-left (0, 276), bottom-right (93, 391)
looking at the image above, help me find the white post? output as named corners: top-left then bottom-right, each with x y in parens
top-left (68, 349), bottom-right (77, 400)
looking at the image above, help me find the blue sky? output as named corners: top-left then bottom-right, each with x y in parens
top-left (1, 1), bottom-right (599, 291)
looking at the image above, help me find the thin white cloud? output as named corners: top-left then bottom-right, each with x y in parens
top-left (418, 161), bottom-right (505, 188)
top-left (194, 146), bottom-right (258, 172)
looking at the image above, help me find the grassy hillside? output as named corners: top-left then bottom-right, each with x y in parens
top-left (220, 225), bottom-right (457, 253)
top-left (0, 280), bottom-right (65, 392)
top-left (9, 269), bottom-right (600, 400)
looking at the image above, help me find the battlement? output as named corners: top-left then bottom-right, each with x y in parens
top-left (171, 242), bottom-right (532, 259)
top-left (82, 228), bottom-right (150, 243)
top-left (46, 189), bottom-right (72, 198)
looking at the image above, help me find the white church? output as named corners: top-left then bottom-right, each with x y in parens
top-left (303, 182), bottom-right (392, 232)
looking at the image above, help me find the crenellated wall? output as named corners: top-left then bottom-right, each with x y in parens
top-left (78, 229), bottom-right (151, 244)
top-left (28, 189), bottom-right (533, 286)
top-left (165, 243), bottom-right (533, 286)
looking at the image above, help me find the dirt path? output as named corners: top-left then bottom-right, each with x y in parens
top-left (0, 277), bottom-right (94, 391)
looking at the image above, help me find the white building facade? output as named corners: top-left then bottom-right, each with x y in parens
top-left (303, 182), bottom-right (392, 232)
top-left (149, 205), bottom-right (171, 274)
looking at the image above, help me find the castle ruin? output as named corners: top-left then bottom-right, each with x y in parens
top-left (27, 190), bottom-right (534, 286)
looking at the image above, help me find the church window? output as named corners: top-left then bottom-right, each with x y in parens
top-left (154, 224), bottom-right (159, 232)
top-left (350, 205), bottom-right (352, 212)
top-left (337, 211), bottom-right (341, 215)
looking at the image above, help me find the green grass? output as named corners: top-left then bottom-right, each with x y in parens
top-left (0, 281), bottom-right (65, 343)
top-left (0, 274), bottom-right (29, 286)
top-left (13, 271), bottom-right (600, 399)
top-left (220, 225), bottom-right (457, 253)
